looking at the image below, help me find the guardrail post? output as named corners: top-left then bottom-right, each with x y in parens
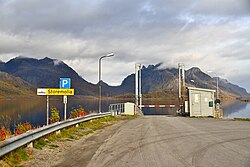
top-left (27, 142), bottom-right (33, 148)
top-left (56, 130), bottom-right (61, 135)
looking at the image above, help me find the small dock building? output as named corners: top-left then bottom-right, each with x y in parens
top-left (186, 87), bottom-right (216, 117)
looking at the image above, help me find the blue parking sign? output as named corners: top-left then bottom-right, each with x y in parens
top-left (60, 78), bottom-right (71, 89)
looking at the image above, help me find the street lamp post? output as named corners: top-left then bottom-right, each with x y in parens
top-left (98, 53), bottom-right (114, 113)
top-left (216, 76), bottom-right (218, 100)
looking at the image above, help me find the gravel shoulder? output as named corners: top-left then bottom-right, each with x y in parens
top-left (22, 119), bottom-right (129, 167)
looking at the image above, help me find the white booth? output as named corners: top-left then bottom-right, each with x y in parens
top-left (187, 87), bottom-right (216, 117)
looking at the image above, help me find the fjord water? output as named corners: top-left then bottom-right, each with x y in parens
top-left (222, 101), bottom-right (250, 118)
top-left (0, 97), bottom-right (249, 131)
top-left (0, 96), bottom-right (127, 131)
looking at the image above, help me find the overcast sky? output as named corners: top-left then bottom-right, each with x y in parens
top-left (0, 0), bottom-right (250, 92)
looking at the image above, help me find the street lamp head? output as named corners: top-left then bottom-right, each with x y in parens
top-left (106, 53), bottom-right (114, 57)
top-left (99, 53), bottom-right (115, 60)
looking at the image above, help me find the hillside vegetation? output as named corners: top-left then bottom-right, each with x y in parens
top-left (0, 72), bottom-right (35, 97)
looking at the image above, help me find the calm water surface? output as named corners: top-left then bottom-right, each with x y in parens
top-left (0, 96), bottom-right (130, 131)
top-left (0, 97), bottom-right (249, 131)
top-left (222, 101), bottom-right (250, 118)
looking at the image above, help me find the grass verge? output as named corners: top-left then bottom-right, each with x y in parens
top-left (0, 115), bottom-right (137, 167)
top-left (0, 148), bottom-right (30, 167)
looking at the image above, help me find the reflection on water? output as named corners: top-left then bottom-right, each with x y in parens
top-left (222, 101), bottom-right (250, 118)
top-left (0, 98), bottom-right (46, 131)
top-left (0, 96), bottom-right (130, 131)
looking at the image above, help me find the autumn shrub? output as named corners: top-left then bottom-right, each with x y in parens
top-left (50, 107), bottom-right (60, 124)
top-left (14, 122), bottom-right (32, 136)
top-left (70, 106), bottom-right (87, 118)
top-left (0, 126), bottom-right (7, 141)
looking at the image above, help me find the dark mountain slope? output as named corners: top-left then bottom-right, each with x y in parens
top-left (114, 65), bottom-right (250, 98)
top-left (0, 57), bottom-right (98, 96)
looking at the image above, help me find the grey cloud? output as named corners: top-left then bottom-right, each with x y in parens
top-left (0, 0), bottom-right (191, 35)
top-left (0, 0), bottom-right (250, 91)
top-left (1, 0), bottom-right (249, 34)
top-left (191, 0), bottom-right (250, 16)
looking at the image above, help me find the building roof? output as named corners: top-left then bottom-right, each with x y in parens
top-left (186, 87), bottom-right (216, 93)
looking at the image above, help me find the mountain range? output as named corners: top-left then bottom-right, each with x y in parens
top-left (0, 57), bottom-right (249, 98)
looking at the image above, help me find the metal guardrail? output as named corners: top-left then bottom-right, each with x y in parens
top-left (0, 112), bottom-right (111, 157)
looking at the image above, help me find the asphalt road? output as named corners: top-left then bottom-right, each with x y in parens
top-left (56, 116), bottom-right (250, 167)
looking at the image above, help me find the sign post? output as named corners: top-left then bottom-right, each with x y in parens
top-left (63, 95), bottom-right (67, 120)
top-left (37, 88), bottom-right (50, 125)
top-left (60, 78), bottom-right (71, 121)
top-left (46, 95), bottom-right (49, 125)
top-left (37, 77), bottom-right (74, 125)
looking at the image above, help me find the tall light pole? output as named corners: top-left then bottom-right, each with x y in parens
top-left (207, 71), bottom-right (219, 100)
top-left (178, 63), bottom-right (185, 99)
top-left (135, 64), bottom-right (142, 110)
top-left (139, 64), bottom-right (142, 110)
top-left (98, 53), bottom-right (114, 113)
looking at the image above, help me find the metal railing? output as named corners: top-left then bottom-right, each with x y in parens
top-left (109, 103), bottom-right (125, 116)
top-left (109, 103), bottom-right (144, 116)
top-left (0, 112), bottom-right (111, 157)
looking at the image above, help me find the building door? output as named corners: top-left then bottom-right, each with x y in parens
top-left (192, 93), bottom-right (201, 116)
